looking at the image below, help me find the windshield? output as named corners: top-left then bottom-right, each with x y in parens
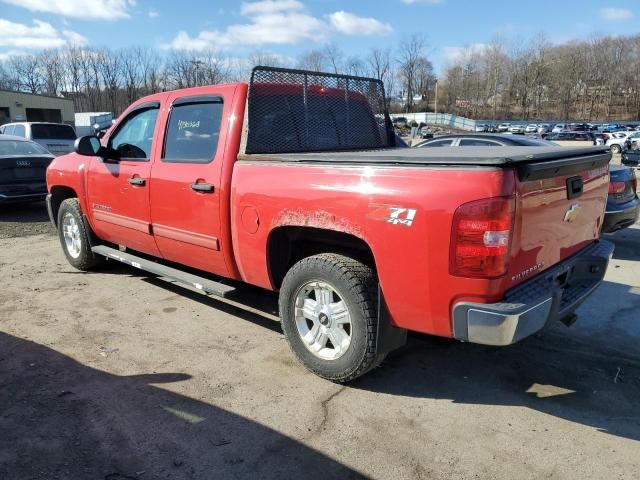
top-left (31, 124), bottom-right (76, 140)
top-left (0, 139), bottom-right (52, 156)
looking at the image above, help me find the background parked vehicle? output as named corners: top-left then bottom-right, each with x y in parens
top-left (525, 124), bottom-right (538, 133)
top-left (0, 122), bottom-right (76, 156)
top-left (552, 123), bottom-right (566, 133)
top-left (543, 132), bottom-right (596, 146)
top-left (537, 124), bottom-right (551, 134)
top-left (0, 134), bottom-right (54, 203)
top-left (621, 149), bottom-right (640, 167)
top-left (419, 126), bottom-right (433, 139)
top-left (497, 122), bottom-right (511, 132)
top-left (622, 131), bottom-right (640, 150)
top-left (605, 131), bottom-right (632, 153)
top-left (415, 134), bottom-right (556, 147)
top-left (509, 124), bottom-right (526, 134)
top-left (602, 165), bottom-right (639, 233)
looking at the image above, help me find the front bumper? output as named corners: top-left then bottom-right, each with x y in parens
top-left (452, 240), bottom-right (614, 346)
top-left (602, 198), bottom-right (640, 233)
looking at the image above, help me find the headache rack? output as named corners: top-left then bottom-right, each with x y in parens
top-left (245, 66), bottom-right (395, 154)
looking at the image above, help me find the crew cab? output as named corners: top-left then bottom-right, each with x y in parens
top-left (46, 67), bottom-right (614, 382)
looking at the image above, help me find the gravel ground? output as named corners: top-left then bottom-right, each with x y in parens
top-left (0, 201), bottom-right (639, 480)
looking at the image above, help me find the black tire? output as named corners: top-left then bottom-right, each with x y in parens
top-left (57, 198), bottom-right (104, 271)
top-left (279, 253), bottom-right (385, 382)
top-left (611, 144), bottom-right (622, 154)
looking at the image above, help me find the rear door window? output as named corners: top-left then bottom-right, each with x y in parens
top-left (162, 98), bottom-right (223, 163)
top-left (420, 139), bottom-right (453, 147)
top-left (30, 124), bottom-right (76, 140)
top-left (13, 125), bottom-right (25, 137)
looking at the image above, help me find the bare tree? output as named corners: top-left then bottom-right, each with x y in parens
top-left (296, 50), bottom-right (325, 72)
top-left (397, 34), bottom-right (428, 112)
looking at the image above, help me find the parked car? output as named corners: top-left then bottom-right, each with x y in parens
top-left (621, 149), bottom-right (640, 167)
top-left (566, 123), bottom-right (590, 132)
top-left (0, 122), bottom-right (76, 156)
top-left (509, 124), bottom-right (526, 134)
top-left (537, 124), bottom-right (551, 134)
top-left (622, 131), bottom-right (640, 150)
top-left (419, 126), bottom-right (433, 139)
top-left (497, 122), bottom-right (511, 132)
top-left (525, 124), bottom-right (538, 133)
top-left (602, 165), bottom-right (639, 233)
top-left (392, 116), bottom-right (408, 129)
top-left (474, 124), bottom-right (487, 132)
top-left (605, 131), bottom-right (632, 153)
top-left (0, 135), bottom-right (54, 203)
top-left (46, 66), bottom-right (614, 382)
top-left (543, 132), bottom-right (596, 146)
top-left (552, 123), bottom-right (566, 133)
top-left (415, 134), bottom-right (556, 148)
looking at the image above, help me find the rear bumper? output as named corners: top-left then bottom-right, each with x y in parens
top-left (451, 240), bottom-right (614, 346)
top-left (602, 198), bottom-right (640, 233)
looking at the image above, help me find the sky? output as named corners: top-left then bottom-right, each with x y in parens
top-left (1, 0), bottom-right (639, 73)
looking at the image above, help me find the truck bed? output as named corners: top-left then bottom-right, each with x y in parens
top-left (239, 146), bottom-right (611, 181)
top-left (240, 145), bottom-right (609, 166)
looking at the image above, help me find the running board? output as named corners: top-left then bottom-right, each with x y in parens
top-left (91, 245), bottom-right (235, 297)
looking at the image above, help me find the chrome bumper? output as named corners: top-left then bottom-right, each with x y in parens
top-left (452, 240), bottom-right (615, 346)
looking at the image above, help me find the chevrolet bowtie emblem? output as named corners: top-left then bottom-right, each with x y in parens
top-left (563, 203), bottom-right (581, 223)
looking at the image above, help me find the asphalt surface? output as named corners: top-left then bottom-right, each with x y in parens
top-left (0, 200), bottom-right (639, 480)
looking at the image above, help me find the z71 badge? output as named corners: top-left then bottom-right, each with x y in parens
top-left (368, 205), bottom-right (417, 227)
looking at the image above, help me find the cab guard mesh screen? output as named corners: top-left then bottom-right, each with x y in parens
top-left (246, 66), bottom-right (393, 154)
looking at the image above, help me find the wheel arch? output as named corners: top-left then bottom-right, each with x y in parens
top-left (49, 185), bottom-right (78, 227)
top-left (266, 226), bottom-right (376, 289)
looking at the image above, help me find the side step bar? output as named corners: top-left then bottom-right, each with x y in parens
top-left (91, 245), bottom-right (236, 297)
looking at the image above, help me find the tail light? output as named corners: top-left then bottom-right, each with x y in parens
top-left (609, 181), bottom-right (626, 194)
top-left (450, 196), bottom-right (515, 278)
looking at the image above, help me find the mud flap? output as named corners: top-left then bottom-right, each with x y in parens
top-left (376, 285), bottom-right (407, 355)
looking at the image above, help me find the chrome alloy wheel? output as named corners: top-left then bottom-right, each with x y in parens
top-left (294, 281), bottom-right (352, 360)
top-left (62, 212), bottom-right (82, 259)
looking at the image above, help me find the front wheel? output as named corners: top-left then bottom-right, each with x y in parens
top-left (57, 198), bottom-right (104, 271)
top-left (611, 144), bottom-right (622, 154)
top-left (279, 253), bottom-right (385, 382)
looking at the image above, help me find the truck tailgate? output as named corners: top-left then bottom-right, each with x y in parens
top-left (507, 151), bottom-right (610, 288)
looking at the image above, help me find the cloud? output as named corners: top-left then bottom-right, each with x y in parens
top-left (443, 43), bottom-right (489, 64)
top-left (599, 8), bottom-right (632, 21)
top-left (401, 0), bottom-right (443, 4)
top-left (0, 18), bottom-right (85, 49)
top-left (0, 0), bottom-right (135, 20)
top-left (148, 8), bottom-right (159, 18)
top-left (240, 0), bottom-right (303, 15)
top-left (328, 11), bottom-right (392, 35)
top-left (163, 1), bottom-right (392, 50)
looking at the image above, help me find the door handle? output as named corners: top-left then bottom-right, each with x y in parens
top-left (190, 182), bottom-right (214, 193)
top-left (128, 177), bottom-right (145, 186)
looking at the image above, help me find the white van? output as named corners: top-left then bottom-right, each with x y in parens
top-left (0, 122), bottom-right (76, 156)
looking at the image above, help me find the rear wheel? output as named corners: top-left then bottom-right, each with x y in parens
top-left (57, 198), bottom-right (104, 271)
top-left (611, 144), bottom-right (622, 154)
top-left (279, 253), bottom-right (385, 382)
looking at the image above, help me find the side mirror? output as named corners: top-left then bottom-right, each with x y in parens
top-left (96, 130), bottom-right (106, 139)
top-left (74, 135), bottom-right (102, 156)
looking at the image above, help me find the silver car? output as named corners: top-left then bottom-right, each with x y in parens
top-left (0, 122), bottom-right (76, 156)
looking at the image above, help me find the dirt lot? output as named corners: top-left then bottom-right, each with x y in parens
top-left (0, 201), bottom-right (639, 480)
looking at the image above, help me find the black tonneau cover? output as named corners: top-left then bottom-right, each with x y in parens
top-left (239, 146), bottom-right (612, 181)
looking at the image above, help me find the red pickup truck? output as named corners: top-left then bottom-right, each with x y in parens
top-left (46, 67), bottom-right (614, 382)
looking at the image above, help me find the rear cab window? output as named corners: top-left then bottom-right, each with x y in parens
top-left (459, 139), bottom-right (502, 147)
top-left (162, 96), bottom-right (224, 163)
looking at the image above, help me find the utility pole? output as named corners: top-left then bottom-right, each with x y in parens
top-left (434, 78), bottom-right (438, 114)
top-left (191, 59), bottom-right (204, 87)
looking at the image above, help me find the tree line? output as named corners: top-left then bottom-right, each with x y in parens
top-left (442, 34), bottom-right (640, 121)
top-left (1, 32), bottom-right (638, 121)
